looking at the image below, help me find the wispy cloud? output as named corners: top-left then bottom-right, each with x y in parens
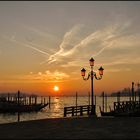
top-left (46, 21), bottom-right (134, 69)
top-left (47, 24), bottom-right (84, 64)
top-left (2, 20), bottom-right (139, 75)
top-left (0, 70), bottom-right (70, 83)
top-left (20, 70), bottom-right (70, 83)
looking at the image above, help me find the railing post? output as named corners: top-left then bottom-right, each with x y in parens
top-left (114, 102), bottom-right (116, 111)
top-left (80, 106), bottom-right (83, 116)
top-left (72, 107), bottom-right (74, 116)
top-left (64, 107), bottom-right (67, 117)
top-left (87, 105), bottom-right (90, 115)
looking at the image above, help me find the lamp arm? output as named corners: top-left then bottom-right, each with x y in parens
top-left (94, 72), bottom-right (102, 80)
top-left (83, 72), bottom-right (91, 80)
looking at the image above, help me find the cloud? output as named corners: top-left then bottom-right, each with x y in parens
top-left (47, 24), bottom-right (84, 64)
top-left (0, 70), bottom-right (70, 83)
top-left (46, 21), bottom-right (135, 70)
top-left (25, 70), bottom-right (70, 83)
top-left (2, 20), bottom-right (140, 73)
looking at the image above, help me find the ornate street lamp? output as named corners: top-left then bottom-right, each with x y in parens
top-left (81, 68), bottom-right (86, 77)
top-left (98, 66), bottom-right (104, 75)
top-left (81, 57), bottom-right (104, 115)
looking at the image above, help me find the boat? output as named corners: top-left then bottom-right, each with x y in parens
top-left (99, 106), bottom-right (115, 116)
top-left (0, 97), bottom-right (48, 113)
top-left (100, 110), bottom-right (115, 116)
top-left (99, 102), bottom-right (140, 117)
top-left (114, 107), bottom-right (140, 117)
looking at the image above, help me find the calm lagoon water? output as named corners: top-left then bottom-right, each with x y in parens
top-left (0, 96), bottom-right (130, 124)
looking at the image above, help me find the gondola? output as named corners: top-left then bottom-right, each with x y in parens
top-left (0, 97), bottom-right (48, 113)
top-left (99, 106), bottom-right (115, 116)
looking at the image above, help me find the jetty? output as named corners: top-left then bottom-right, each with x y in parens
top-left (64, 93), bottom-right (97, 117)
top-left (64, 105), bottom-right (94, 117)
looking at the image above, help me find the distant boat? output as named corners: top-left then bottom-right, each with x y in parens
top-left (0, 97), bottom-right (48, 113)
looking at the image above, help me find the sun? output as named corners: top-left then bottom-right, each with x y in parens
top-left (53, 86), bottom-right (59, 91)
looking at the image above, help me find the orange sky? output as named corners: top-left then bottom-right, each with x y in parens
top-left (0, 1), bottom-right (140, 96)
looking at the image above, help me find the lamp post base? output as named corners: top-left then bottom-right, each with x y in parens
top-left (89, 105), bottom-right (97, 117)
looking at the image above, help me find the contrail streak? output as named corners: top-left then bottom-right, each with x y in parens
top-left (2, 35), bottom-right (50, 56)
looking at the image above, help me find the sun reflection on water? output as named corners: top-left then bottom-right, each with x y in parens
top-left (54, 97), bottom-right (60, 110)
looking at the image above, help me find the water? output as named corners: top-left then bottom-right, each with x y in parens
top-left (0, 96), bottom-right (130, 124)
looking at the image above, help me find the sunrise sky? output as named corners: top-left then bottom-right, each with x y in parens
top-left (0, 1), bottom-right (140, 96)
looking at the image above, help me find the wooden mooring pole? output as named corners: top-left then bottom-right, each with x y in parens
top-left (35, 96), bottom-right (37, 105)
top-left (49, 96), bottom-right (51, 108)
top-left (44, 97), bottom-right (46, 105)
top-left (129, 88), bottom-right (131, 102)
top-left (24, 96), bottom-right (26, 105)
top-left (135, 91), bottom-right (137, 102)
top-left (76, 92), bottom-right (78, 116)
top-left (94, 95), bottom-right (96, 113)
top-left (88, 91), bottom-right (90, 106)
top-left (95, 95), bottom-right (96, 106)
top-left (117, 92), bottom-right (120, 103)
top-left (138, 83), bottom-right (140, 102)
top-left (17, 90), bottom-right (20, 122)
top-left (132, 82), bottom-right (134, 102)
top-left (105, 94), bottom-right (107, 112)
top-left (102, 92), bottom-right (105, 112)
top-left (29, 96), bottom-right (31, 105)
top-left (7, 93), bottom-right (9, 102)
top-left (41, 96), bottom-right (43, 104)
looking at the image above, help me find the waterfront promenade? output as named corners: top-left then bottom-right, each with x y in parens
top-left (0, 116), bottom-right (140, 139)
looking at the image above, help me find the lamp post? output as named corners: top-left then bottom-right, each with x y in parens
top-left (81, 58), bottom-right (104, 115)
